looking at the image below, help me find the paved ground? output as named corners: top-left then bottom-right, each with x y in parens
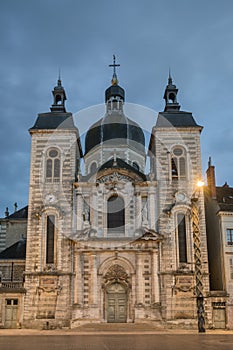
top-left (0, 324), bottom-right (233, 349)
top-left (0, 334), bottom-right (233, 350)
top-left (1, 322), bottom-right (233, 335)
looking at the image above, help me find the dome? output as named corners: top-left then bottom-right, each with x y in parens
top-left (85, 75), bottom-right (145, 156)
top-left (85, 111), bottom-right (145, 155)
top-left (105, 84), bottom-right (125, 102)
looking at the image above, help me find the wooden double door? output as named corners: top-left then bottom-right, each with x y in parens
top-left (106, 283), bottom-right (127, 323)
top-left (5, 299), bottom-right (18, 328)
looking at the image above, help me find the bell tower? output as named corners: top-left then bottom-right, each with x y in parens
top-left (50, 74), bottom-right (67, 112)
top-left (23, 76), bottom-right (82, 328)
top-left (148, 73), bottom-right (210, 323)
top-left (163, 71), bottom-right (180, 112)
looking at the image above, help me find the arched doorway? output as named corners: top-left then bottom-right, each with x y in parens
top-left (106, 283), bottom-right (127, 323)
top-left (103, 264), bottom-right (130, 323)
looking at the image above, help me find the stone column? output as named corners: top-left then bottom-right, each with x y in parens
top-left (90, 253), bottom-right (98, 305)
top-left (136, 252), bottom-right (144, 304)
top-left (91, 190), bottom-right (97, 229)
top-left (136, 192), bottom-right (142, 229)
top-left (76, 190), bottom-right (83, 231)
top-left (74, 251), bottom-right (82, 305)
top-left (148, 189), bottom-right (156, 230)
top-left (151, 248), bottom-right (160, 303)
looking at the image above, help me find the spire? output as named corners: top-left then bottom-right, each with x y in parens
top-left (168, 68), bottom-right (172, 85)
top-left (163, 71), bottom-right (180, 112)
top-left (57, 68), bottom-right (62, 86)
top-left (50, 73), bottom-right (67, 112)
top-left (105, 55), bottom-right (125, 103)
top-left (109, 55), bottom-right (120, 86)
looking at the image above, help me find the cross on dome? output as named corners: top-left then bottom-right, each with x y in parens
top-left (109, 55), bottom-right (120, 85)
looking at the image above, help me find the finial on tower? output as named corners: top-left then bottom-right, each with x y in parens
top-left (58, 68), bottom-right (61, 86)
top-left (109, 54), bottom-right (120, 85)
top-left (168, 68), bottom-right (172, 85)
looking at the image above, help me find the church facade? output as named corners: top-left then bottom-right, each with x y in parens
top-left (2, 59), bottom-right (227, 329)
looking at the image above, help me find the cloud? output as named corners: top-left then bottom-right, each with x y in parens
top-left (0, 0), bottom-right (233, 215)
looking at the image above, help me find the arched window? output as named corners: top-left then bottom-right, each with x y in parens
top-left (55, 94), bottom-right (62, 105)
top-left (107, 195), bottom-right (125, 234)
top-left (46, 215), bottom-right (55, 264)
top-left (177, 213), bottom-right (187, 263)
top-left (46, 149), bottom-right (60, 182)
top-left (168, 92), bottom-right (176, 103)
top-left (171, 147), bottom-right (186, 179)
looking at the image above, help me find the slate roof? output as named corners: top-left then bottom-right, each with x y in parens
top-left (156, 111), bottom-right (202, 128)
top-left (7, 206), bottom-right (28, 219)
top-left (98, 158), bottom-right (147, 181)
top-left (105, 84), bottom-right (125, 102)
top-left (30, 112), bottom-right (77, 130)
top-left (85, 112), bottom-right (145, 155)
top-left (0, 238), bottom-right (26, 260)
top-left (216, 185), bottom-right (233, 213)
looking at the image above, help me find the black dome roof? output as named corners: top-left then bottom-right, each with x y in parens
top-left (105, 84), bottom-right (125, 102)
top-left (85, 111), bottom-right (145, 155)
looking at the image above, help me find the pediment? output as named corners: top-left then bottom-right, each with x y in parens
top-left (134, 228), bottom-right (163, 242)
top-left (97, 170), bottom-right (134, 184)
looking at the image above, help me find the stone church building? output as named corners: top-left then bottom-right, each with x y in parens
top-left (1, 59), bottom-right (229, 329)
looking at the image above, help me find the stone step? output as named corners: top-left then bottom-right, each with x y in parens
top-left (72, 322), bottom-right (165, 332)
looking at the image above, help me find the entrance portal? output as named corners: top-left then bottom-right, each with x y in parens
top-left (106, 283), bottom-right (127, 323)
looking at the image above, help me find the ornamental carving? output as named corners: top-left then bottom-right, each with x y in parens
top-left (104, 264), bottom-right (128, 284)
top-left (37, 277), bottom-right (62, 295)
top-left (173, 275), bottom-right (195, 295)
top-left (43, 264), bottom-right (57, 272)
top-left (97, 172), bottom-right (132, 184)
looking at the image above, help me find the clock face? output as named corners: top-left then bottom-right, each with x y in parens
top-left (176, 193), bottom-right (186, 202)
top-left (45, 194), bottom-right (56, 203)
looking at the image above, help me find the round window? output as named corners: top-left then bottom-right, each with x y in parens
top-left (173, 148), bottom-right (183, 156)
top-left (49, 150), bottom-right (58, 158)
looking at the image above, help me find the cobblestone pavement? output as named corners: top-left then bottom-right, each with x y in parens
top-left (0, 334), bottom-right (233, 350)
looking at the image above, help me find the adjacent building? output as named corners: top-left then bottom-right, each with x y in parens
top-left (205, 159), bottom-right (233, 329)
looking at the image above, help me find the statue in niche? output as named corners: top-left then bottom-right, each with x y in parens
top-left (142, 200), bottom-right (148, 224)
top-left (83, 202), bottom-right (90, 229)
top-left (83, 208), bottom-right (90, 222)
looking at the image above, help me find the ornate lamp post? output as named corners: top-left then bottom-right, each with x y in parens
top-left (191, 180), bottom-right (206, 333)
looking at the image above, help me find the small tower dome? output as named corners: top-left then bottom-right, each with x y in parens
top-left (50, 73), bottom-right (67, 112)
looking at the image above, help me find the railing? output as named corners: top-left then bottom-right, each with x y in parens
top-left (0, 281), bottom-right (24, 289)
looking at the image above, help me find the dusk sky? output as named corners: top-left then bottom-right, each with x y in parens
top-left (0, 0), bottom-right (233, 216)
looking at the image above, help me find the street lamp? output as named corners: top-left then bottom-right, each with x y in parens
top-left (191, 180), bottom-right (206, 333)
top-left (197, 180), bottom-right (205, 188)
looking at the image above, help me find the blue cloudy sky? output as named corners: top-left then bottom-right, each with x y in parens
top-left (0, 0), bottom-right (233, 216)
